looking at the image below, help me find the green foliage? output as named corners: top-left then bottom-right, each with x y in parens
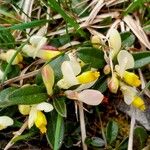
top-left (46, 110), bottom-right (64, 150)
top-left (133, 127), bottom-right (148, 150)
top-left (121, 32), bottom-right (135, 47)
top-left (77, 47), bottom-right (105, 68)
top-left (106, 120), bottom-right (119, 144)
top-left (0, 28), bottom-right (15, 49)
top-left (0, 85), bottom-right (48, 107)
top-left (133, 51), bottom-right (150, 68)
top-left (53, 97), bottom-right (67, 117)
top-left (85, 137), bottom-right (105, 148)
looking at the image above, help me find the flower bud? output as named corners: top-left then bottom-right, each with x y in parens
top-left (6, 50), bottom-right (23, 65)
top-left (77, 71), bottom-right (100, 84)
top-left (18, 105), bottom-right (31, 115)
top-left (132, 96), bottom-right (146, 111)
top-left (108, 74), bottom-right (119, 93)
top-left (42, 64), bottom-right (54, 96)
top-left (103, 64), bottom-right (111, 75)
top-left (123, 71), bottom-right (141, 87)
top-left (108, 29), bottom-right (121, 59)
top-left (91, 35), bottom-right (101, 48)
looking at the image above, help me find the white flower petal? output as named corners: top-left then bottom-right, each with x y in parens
top-left (108, 29), bottom-right (121, 59)
top-left (30, 36), bottom-right (47, 47)
top-left (0, 116), bottom-right (14, 130)
top-left (22, 45), bottom-right (35, 57)
top-left (78, 90), bottom-right (104, 105)
top-left (68, 53), bottom-right (81, 75)
top-left (36, 102), bottom-right (53, 112)
top-left (57, 78), bottom-right (71, 89)
top-left (61, 61), bottom-right (79, 86)
top-left (28, 106), bottom-right (37, 129)
top-left (0, 69), bottom-right (4, 80)
top-left (117, 50), bottom-right (134, 77)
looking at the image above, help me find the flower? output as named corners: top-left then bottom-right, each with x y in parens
top-left (22, 35), bottom-right (60, 60)
top-left (115, 50), bottom-right (141, 87)
top-left (57, 54), bottom-right (100, 90)
top-left (65, 89), bottom-right (104, 106)
top-left (19, 102), bottom-right (53, 133)
top-left (0, 116), bottom-right (14, 130)
top-left (0, 50), bottom-right (23, 65)
top-left (41, 64), bottom-right (54, 96)
top-left (120, 83), bottom-right (145, 111)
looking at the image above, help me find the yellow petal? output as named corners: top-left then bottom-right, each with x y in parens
top-left (123, 71), bottom-right (141, 87)
top-left (91, 35), bottom-right (102, 48)
top-left (42, 64), bottom-right (54, 96)
top-left (18, 105), bottom-right (31, 115)
top-left (34, 111), bottom-right (47, 134)
top-left (132, 96), bottom-right (146, 111)
top-left (77, 71), bottom-right (100, 84)
top-left (37, 50), bottom-right (60, 60)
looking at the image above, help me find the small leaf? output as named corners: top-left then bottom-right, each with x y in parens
top-left (121, 32), bottom-right (135, 47)
top-left (85, 137), bottom-right (105, 148)
top-left (106, 120), bottom-right (118, 144)
top-left (133, 51), bottom-right (150, 68)
top-left (77, 47), bottom-right (105, 68)
top-left (46, 110), bottom-right (64, 149)
top-left (133, 126), bottom-right (148, 150)
top-left (0, 85), bottom-right (48, 107)
top-left (53, 97), bottom-right (67, 117)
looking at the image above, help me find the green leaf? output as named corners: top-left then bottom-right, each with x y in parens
top-left (47, 0), bottom-right (86, 38)
top-left (133, 51), bottom-right (150, 68)
top-left (0, 85), bottom-right (48, 107)
top-left (46, 110), bottom-right (64, 150)
top-left (134, 126), bottom-right (148, 150)
top-left (49, 54), bottom-right (69, 82)
top-left (93, 76), bottom-right (107, 93)
top-left (85, 137), bottom-right (105, 148)
top-left (121, 32), bottom-right (135, 47)
top-left (0, 20), bottom-right (48, 31)
top-left (53, 97), bottom-right (67, 117)
top-left (77, 47), bottom-right (105, 68)
top-left (106, 120), bottom-right (118, 144)
top-left (0, 28), bottom-right (15, 49)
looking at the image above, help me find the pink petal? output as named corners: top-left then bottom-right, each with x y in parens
top-left (78, 90), bottom-right (104, 106)
top-left (42, 45), bottom-right (58, 51)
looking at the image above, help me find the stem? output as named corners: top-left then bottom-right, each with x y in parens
top-left (128, 108), bottom-right (135, 150)
top-left (78, 102), bottom-right (87, 150)
top-left (54, 114), bottom-right (62, 150)
top-left (4, 119), bottom-right (28, 150)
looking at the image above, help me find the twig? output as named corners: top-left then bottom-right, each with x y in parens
top-left (4, 119), bottom-right (28, 150)
top-left (78, 102), bottom-right (87, 150)
top-left (128, 107), bottom-right (135, 150)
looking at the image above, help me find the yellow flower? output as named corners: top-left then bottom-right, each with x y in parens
top-left (22, 35), bottom-right (60, 60)
top-left (19, 102), bottom-right (53, 133)
top-left (91, 35), bottom-right (102, 48)
top-left (42, 64), bottom-right (54, 96)
top-left (77, 71), bottom-right (100, 84)
top-left (34, 111), bottom-right (47, 133)
top-left (132, 96), bottom-right (146, 111)
top-left (0, 50), bottom-right (23, 65)
top-left (123, 71), bottom-right (141, 87)
top-left (0, 116), bottom-right (14, 130)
